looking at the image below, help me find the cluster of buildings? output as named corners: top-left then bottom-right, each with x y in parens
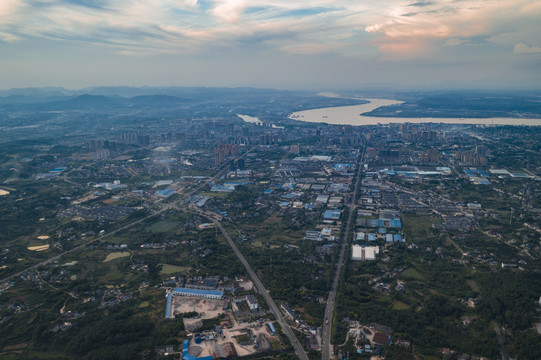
top-left (343, 322), bottom-right (396, 357)
top-left (455, 145), bottom-right (489, 166)
top-left (86, 133), bottom-right (150, 160)
top-left (351, 209), bottom-right (405, 261)
top-left (59, 204), bottom-right (137, 221)
top-left (36, 167), bottom-right (67, 181)
top-left (214, 143), bottom-right (240, 165)
top-left (351, 245), bottom-right (379, 261)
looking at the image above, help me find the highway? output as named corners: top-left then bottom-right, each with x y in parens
top-left (190, 208), bottom-right (309, 360)
top-left (322, 147), bottom-right (364, 360)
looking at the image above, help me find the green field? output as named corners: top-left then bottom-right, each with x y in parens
top-left (138, 301), bottom-right (150, 308)
top-left (403, 215), bottom-right (441, 244)
top-left (147, 221), bottom-right (178, 233)
top-left (160, 264), bottom-right (190, 275)
top-left (392, 301), bottom-right (411, 310)
top-left (401, 267), bottom-right (424, 280)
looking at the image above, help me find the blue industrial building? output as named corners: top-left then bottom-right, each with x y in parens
top-left (172, 288), bottom-right (224, 299)
top-left (323, 209), bottom-right (342, 220)
top-left (389, 219), bottom-right (402, 228)
top-left (155, 189), bottom-right (175, 198)
top-left (165, 292), bottom-right (173, 319)
top-left (267, 322), bottom-right (276, 336)
top-left (182, 340), bottom-right (213, 360)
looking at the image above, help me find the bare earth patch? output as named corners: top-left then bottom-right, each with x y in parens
top-left (103, 252), bottom-right (130, 262)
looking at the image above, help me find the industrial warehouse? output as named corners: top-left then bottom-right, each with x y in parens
top-left (165, 288), bottom-right (225, 320)
top-left (351, 245), bottom-right (380, 261)
top-left (172, 288), bottom-right (224, 299)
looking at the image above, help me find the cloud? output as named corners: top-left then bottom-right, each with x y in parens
top-left (0, 31), bottom-right (19, 43)
top-left (211, 0), bottom-right (249, 23)
top-left (0, 0), bottom-right (539, 65)
top-left (443, 38), bottom-right (466, 47)
top-left (1, 1), bottom-right (362, 54)
top-left (513, 43), bottom-right (541, 55)
top-left (0, 0), bottom-right (24, 19)
top-left (364, 0), bottom-right (541, 59)
top-left (408, 1), bottom-right (435, 7)
top-left (176, 0), bottom-right (199, 7)
top-left (61, 0), bottom-right (108, 10)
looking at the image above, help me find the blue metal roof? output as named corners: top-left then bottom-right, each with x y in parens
top-left (477, 170), bottom-right (489, 177)
top-left (155, 189), bottom-right (175, 197)
top-left (281, 193), bottom-right (298, 199)
top-left (182, 340), bottom-right (214, 360)
top-left (323, 209), bottom-right (341, 220)
top-left (389, 219), bottom-right (402, 228)
top-left (165, 292), bottom-right (173, 319)
top-left (173, 288), bottom-right (224, 297)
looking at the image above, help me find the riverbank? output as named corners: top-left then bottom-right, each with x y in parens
top-left (288, 99), bottom-right (541, 126)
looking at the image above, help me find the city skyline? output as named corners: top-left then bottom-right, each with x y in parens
top-left (1, 0), bottom-right (540, 90)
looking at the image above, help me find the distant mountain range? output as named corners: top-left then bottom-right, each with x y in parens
top-left (0, 86), bottom-right (284, 99)
top-left (0, 93), bottom-right (190, 112)
top-left (0, 87), bottom-right (367, 117)
top-left (0, 87), bottom-right (296, 110)
top-left (0, 86), bottom-right (540, 118)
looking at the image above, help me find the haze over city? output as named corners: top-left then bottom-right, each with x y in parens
top-left (1, 0), bottom-right (541, 90)
top-left (2, 1), bottom-right (541, 360)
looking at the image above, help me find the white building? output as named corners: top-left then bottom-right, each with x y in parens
top-left (246, 295), bottom-right (258, 311)
top-left (351, 245), bottom-right (379, 261)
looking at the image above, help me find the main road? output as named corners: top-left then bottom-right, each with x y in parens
top-left (321, 146), bottom-right (364, 360)
top-left (189, 208), bottom-right (309, 360)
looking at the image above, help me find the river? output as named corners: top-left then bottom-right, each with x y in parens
top-left (237, 114), bottom-right (285, 129)
top-left (287, 98), bottom-right (541, 126)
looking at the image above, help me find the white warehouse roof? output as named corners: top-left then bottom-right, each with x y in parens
top-left (351, 245), bottom-right (379, 261)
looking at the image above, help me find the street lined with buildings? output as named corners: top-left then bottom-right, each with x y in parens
top-left (322, 146), bottom-right (364, 360)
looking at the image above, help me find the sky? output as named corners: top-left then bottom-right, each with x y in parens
top-left (0, 0), bottom-right (540, 90)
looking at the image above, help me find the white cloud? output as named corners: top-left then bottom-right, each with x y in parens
top-left (364, 0), bottom-right (541, 58)
top-left (0, 0), bottom-right (539, 64)
top-left (176, 0), bottom-right (198, 7)
top-left (0, 0), bottom-right (24, 22)
top-left (211, 0), bottom-right (249, 23)
top-left (513, 43), bottom-right (541, 55)
top-left (0, 31), bottom-right (19, 42)
top-left (444, 39), bottom-right (466, 47)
